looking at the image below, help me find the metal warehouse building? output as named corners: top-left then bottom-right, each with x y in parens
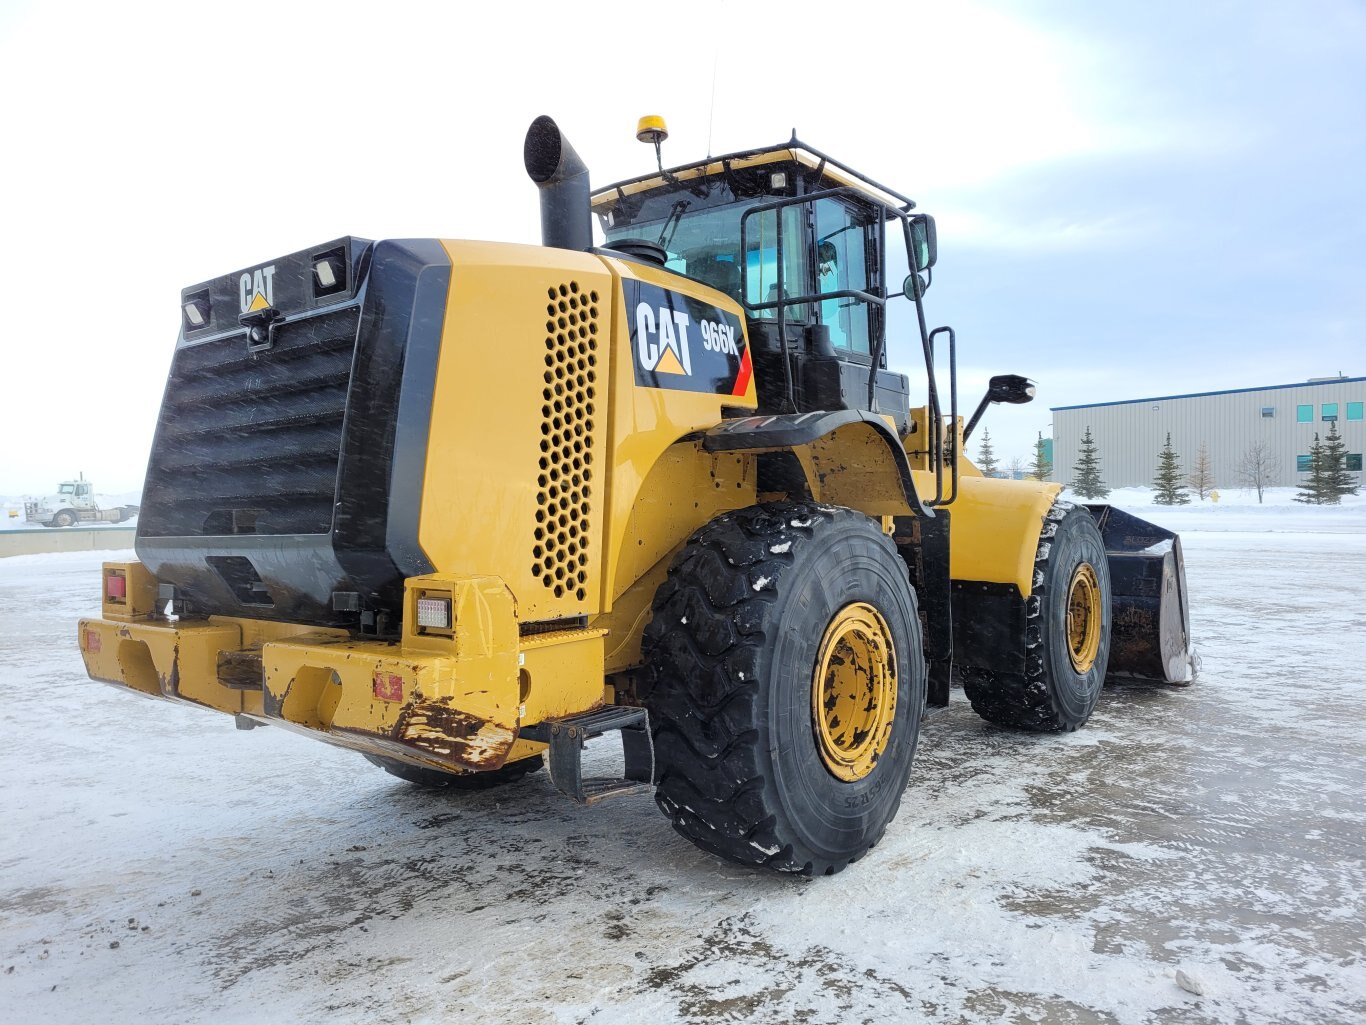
top-left (1050, 377), bottom-right (1365, 490)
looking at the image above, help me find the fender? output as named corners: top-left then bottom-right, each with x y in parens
top-left (702, 409), bottom-right (931, 518)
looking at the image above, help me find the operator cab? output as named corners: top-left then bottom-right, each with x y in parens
top-left (592, 140), bottom-right (938, 432)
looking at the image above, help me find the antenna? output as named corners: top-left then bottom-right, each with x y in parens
top-left (706, 53), bottom-right (719, 158)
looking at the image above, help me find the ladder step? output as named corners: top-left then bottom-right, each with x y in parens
top-left (521, 706), bottom-right (654, 806)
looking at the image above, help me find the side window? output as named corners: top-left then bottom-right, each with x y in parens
top-left (745, 206), bottom-right (809, 320)
top-left (813, 199), bottom-right (875, 357)
top-left (1296, 404), bottom-right (1313, 423)
top-left (75, 483), bottom-right (90, 497)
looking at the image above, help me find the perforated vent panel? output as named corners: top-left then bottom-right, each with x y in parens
top-left (533, 282), bottom-right (599, 602)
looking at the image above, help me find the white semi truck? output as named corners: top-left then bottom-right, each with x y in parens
top-left (24, 475), bottom-right (139, 527)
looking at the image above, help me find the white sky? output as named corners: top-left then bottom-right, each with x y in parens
top-left (1, 0), bottom-right (1361, 491)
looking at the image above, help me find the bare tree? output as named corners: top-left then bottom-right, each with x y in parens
top-left (1186, 442), bottom-right (1215, 500)
top-left (1237, 442), bottom-right (1280, 504)
top-left (1005, 456), bottom-right (1025, 480)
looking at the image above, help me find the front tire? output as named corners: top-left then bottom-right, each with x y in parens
top-left (642, 502), bottom-right (926, 876)
top-left (52, 509), bottom-right (78, 527)
top-left (962, 501), bottom-right (1112, 731)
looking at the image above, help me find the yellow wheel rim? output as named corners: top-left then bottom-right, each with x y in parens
top-left (1066, 563), bottom-right (1103, 673)
top-left (812, 602), bottom-right (898, 782)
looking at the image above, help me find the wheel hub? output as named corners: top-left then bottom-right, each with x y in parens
top-left (1066, 563), bottom-right (1102, 673)
top-left (812, 602), bottom-right (897, 782)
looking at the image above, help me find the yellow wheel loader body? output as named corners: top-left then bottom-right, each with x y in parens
top-left (77, 115), bottom-right (1190, 874)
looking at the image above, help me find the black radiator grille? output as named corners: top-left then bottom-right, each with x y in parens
top-left (139, 307), bottom-right (361, 537)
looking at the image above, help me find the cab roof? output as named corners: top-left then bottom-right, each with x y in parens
top-left (590, 137), bottom-right (916, 215)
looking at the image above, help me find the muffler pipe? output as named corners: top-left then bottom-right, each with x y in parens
top-left (524, 115), bottom-right (593, 253)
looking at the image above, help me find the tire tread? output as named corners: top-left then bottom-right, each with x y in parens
top-left (643, 502), bottom-right (920, 876)
top-left (962, 500), bottom-right (1107, 732)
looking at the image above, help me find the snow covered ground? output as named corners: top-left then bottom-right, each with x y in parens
top-left (1, 499), bottom-right (1363, 1024)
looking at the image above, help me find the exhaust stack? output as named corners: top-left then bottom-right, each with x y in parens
top-left (524, 115), bottom-right (593, 253)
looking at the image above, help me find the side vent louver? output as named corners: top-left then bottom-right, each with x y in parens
top-left (532, 282), bottom-right (599, 602)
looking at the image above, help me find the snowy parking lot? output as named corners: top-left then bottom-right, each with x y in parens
top-left (1, 501), bottom-right (1363, 1024)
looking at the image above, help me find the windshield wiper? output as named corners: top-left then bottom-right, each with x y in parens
top-left (657, 200), bottom-right (690, 250)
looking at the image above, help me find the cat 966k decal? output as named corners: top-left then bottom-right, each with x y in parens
top-left (626, 280), bottom-right (751, 396)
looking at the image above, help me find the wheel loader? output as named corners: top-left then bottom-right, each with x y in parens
top-left (78, 115), bottom-right (1191, 876)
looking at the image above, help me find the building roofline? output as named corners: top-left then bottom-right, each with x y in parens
top-left (1050, 376), bottom-right (1365, 412)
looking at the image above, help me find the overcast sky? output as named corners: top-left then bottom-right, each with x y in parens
top-left (1, 0), bottom-right (1362, 492)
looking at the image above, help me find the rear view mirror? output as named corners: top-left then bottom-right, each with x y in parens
top-left (987, 374), bottom-right (1035, 404)
top-left (910, 214), bottom-right (937, 271)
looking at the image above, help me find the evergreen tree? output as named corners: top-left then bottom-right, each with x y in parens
top-left (976, 429), bottom-right (1000, 478)
top-left (1294, 433), bottom-right (1327, 505)
top-left (1029, 432), bottom-right (1052, 481)
top-left (1186, 442), bottom-right (1215, 500)
top-left (1153, 433), bottom-right (1190, 505)
top-left (1320, 422), bottom-right (1359, 503)
top-left (1070, 426), bottom-right (1110, 499)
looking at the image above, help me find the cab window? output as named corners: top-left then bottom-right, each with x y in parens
top-left (814, 198), bottom-right (875, 356)
top-left (744, 205), bottom-right (810, 320)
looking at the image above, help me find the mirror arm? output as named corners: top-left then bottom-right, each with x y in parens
top-left (962, 395), bottom-right (993, 443)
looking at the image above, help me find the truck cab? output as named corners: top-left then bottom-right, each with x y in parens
top-left (57, 480), bottom-right (96, 510)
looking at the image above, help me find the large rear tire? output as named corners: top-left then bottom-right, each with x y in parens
top-left (962, 501), bottom-right (1111, 732)
top-left (363, 753), bottom-right (544, 790)
top-left (642, 502), bottom-right (926, 876)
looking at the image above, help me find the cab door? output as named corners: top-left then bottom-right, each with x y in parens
top-left (812, 195), bottom-right (879, 360)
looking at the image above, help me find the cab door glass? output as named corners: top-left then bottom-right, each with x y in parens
top-left (814, 199), bottom-right (874, 356)
top-left (745, 206), bottom-right (810, 320)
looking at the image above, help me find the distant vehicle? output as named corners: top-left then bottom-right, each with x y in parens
top-left (24, 475), bottom-right (139, 527)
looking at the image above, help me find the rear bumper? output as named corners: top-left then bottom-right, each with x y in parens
top-left (80, 564), bottom-right (608, 773)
